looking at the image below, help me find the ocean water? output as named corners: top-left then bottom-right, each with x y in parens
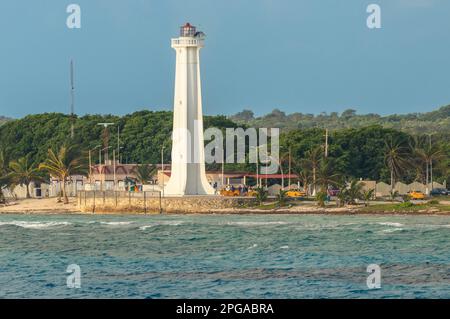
top-left (0, 213), bottom-right (449, 299)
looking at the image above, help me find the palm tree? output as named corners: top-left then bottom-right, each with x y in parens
top-left (39, 146), bottom-right (87, 204)
top-left (294, 161), bottom-right (311, 195)
top-left (413, 137), bottom-right (444, 190)
top-left (0, 150), bottom-right (10, 203)
top-left (276, 189), bottom-right (288, 207)
top-left (301, 146), bottom-right (323, 195)
top-left (362, 189), bottom-right (375, 207)
top-left (255, 187), bottom-right (268, 205)
top-left (135, 164), bottom-right (157, 185)
top-left (336, 184), bottom-right (349, 207)
top-left (384, 136), bottom-right (411, 192)
top-left (337, 181), bottom-right (373, 207)
top-left (315, 191), bottom-right (328, 208)
top-left (315, 159), bottom-right (341, 193)
top-left (9, 156), bottom-right (43, 198)
top-left (345, 180), bottom-right (364, 205)
top-left (389, 190), bottom-right (400, 202)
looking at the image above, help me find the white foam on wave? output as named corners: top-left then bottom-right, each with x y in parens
top-left (0, 221), bottom-right (71, 229)
top-left (381, 228), bottom-right (404, 233)
top-left (139, 221), bottom-right (184, 230)
top-left (99, 221), bottom-right (134, 226)
top-left (247, 244), bottom-right (258, 249)
top-left (378, 222), bottom-right (404, 227)
top-left (280, 245), bottom-right (289, 249)
top-left (226, 221), bottom-right (288, 227)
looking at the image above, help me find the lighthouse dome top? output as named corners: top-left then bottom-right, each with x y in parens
top-left (180, 22), bottom-right (197, 37)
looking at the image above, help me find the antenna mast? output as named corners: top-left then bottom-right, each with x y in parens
top-left (70, 59), bottom-right (75, 138)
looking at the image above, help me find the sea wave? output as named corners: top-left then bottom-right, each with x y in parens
top-left (139, 221), bottom-right (184, 230)
top-left (378, 222), bottom-right (403, 227)
top-left (226, 221), bottom-right (288, 227)
top-left (380, 228), bottom-right (404, 233)
top-left (99, 221), bottom-right (134, 226)
top-left (0, 221), bottom-right (71, 229)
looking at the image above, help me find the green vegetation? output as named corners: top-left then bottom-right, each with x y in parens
top-left (281, 126), bottom-right (449, 185)
top-left (8, 156), bottom-right (44, 198)
top-left (276, 189), bottom-right (288, 207)
top-left (255, 187), bottom-right (268, 205)
top-left (230, 105), bottom-right (450, 135)
top-left (384, 136), bottom-right (411, 190)
top-left (315, 191), bottom-right (328, 208)
top-left (362, 189), bottom-right (375, 207)
top-left (338, 180), bottom-right (364, 206)
top-left (0, 116), bottom-right (10, 127)
top-left (0, 150), bottom-right (10, 203)
top-left (38, 146), bottom-right (87, 203)
top-left (0, 111), bottom-right (238, 170)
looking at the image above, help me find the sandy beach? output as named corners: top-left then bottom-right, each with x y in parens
top-left (0, 198), bottom-right (79, 214)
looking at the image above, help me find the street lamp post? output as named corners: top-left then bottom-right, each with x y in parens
top-left (221, 150), bottom-right (225, 188)
top-left (253, 145), bottom-right (264, 188)
top-left (113, 150), bottom-right (117, 191)
top-left (89, 145), bottom-right (101, 184)
top-left (118, 146), bottom-right (124, 164)
top-left (100, 146), bottom-right (111, 191)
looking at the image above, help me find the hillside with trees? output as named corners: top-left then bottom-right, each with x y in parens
top-left (0, 116), bottom-right (10, 126)
top-left (230, 105), bottom-right (450, 134)
top-left (0, 111), bottom-right (237, 168)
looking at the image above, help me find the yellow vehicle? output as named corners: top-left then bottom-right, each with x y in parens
top-left (247, 190), bottom-right (257, 197)
top-left (408, 191), bottom-right (425, 200)
top-left (220, 189), bottom-right (240, 197)
top-left (286, 189), bottom-right (307, 198)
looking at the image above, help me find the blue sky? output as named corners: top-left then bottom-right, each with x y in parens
top-left (0, 0), bottom-right (449, 118)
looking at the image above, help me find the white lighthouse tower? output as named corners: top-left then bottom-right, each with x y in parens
top-left (164, 23), bottom-right (215, 196)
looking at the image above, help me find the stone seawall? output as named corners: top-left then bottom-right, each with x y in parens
top-left (77, 191), bottom-right (257, 214)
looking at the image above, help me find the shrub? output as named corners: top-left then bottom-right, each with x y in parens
top-left (255, 187), bottom-right (268, 206)
top-left (398, 202), bottom-right (415, 208)
top-left (276, 190), bottom-right (288, 207)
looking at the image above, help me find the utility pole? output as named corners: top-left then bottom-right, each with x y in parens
top-left (161, 145), bottom-right (165, 198)
top-left (70, 59), bottom-right (75, 139)
top-left (89, 150), bottom-right (92, 183)
top-left (117, 126), bottom-right (121, 164)
top-left (288, 147), bottom-right (291, 189)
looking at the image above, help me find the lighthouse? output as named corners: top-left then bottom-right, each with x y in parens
top-left (164, 23), bottom-right (215, 196)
